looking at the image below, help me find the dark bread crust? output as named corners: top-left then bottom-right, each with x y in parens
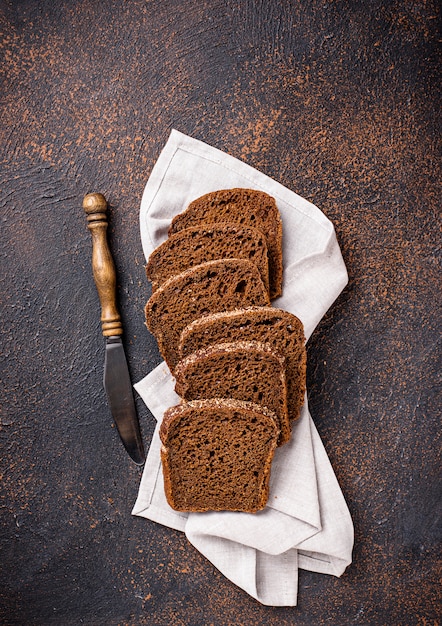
top-left (145, 259), bottom-right (270, 371)
top-left (179, 306), bottom-right (306, 421)
top-left (160, 398), bottom-right (279, 513)
top-left (174, 340), bottom-right (290, 445)
top-left (146, 223), bottom-right (270, 294)
top-left (168, 188), bottom-right (283, 299)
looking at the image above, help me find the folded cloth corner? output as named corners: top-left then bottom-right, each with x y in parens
top-left (132, 129), bottom-right (353, 606)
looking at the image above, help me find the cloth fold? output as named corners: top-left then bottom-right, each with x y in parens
top-left (132, 129), bottom-right (353, 606)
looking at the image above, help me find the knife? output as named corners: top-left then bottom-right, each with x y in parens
top-left (83, 192), bottom-right (145, 465)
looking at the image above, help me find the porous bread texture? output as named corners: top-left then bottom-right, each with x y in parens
top-left (145, 223), bottom-right (270, 294)
top-left (168, 188), bottom-right (283, 300)
top-left (179, 306), bottom-right (306, 422)
top-left (174, 340), bottom-right (290, 445)
top-left (145, 259), bottom-right (270, 372)
top-left (159, 398), bottom-right (279, 512)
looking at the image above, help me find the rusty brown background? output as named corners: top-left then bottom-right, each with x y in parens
top-left (1, 0), bottom-right (440, 624)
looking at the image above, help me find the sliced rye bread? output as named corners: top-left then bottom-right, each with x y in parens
top-left (168, 188), bottom-right (283, 300)
top-left (174, 340), bottom-right (290, 445)
top-left (178, 306), bottom-right (306, 422)
top-left (159, 398), bottom-right (279, 512)
top-left (145, 223), bottom-right (270, 294)
top-left (145, 259), bottom-right (270, 372)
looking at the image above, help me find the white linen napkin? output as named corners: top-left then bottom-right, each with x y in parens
top-left (132, 129), bottom-right (354, 606)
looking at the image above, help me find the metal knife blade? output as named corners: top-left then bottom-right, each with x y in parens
top-left (83, 192), bottom-right (145, 465)
top-left (104, 336), bottom-right (145, 465)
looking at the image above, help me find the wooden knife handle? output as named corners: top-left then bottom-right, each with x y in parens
top-left (83, 193), bottom-right (123, 337)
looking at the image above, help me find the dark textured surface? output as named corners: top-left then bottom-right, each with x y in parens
top-left (1, 0), bottom-right (440, 624)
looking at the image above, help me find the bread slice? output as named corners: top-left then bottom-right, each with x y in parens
top-left (174, 341), bottom-right (290, 445)
top-left (159, 398), bottom-right (279, 512)
top-left (145, 223), bottom-right (270, 294)
top-left (179, 306), bottom-right (306, 422)
top-left (168, 188), bottom-right (283, 300)
top-left (145, 260), bottom-right (270, 372)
